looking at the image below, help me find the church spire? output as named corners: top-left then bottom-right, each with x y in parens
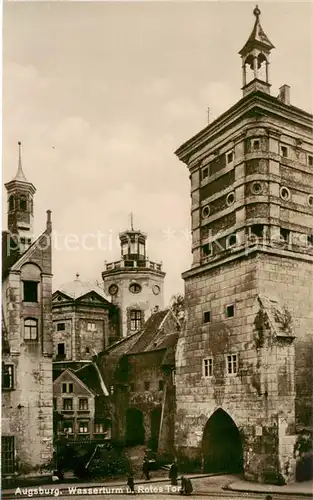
top-left (13, 142), bottom-right (28, 183)
top-left (239, 6), bottom-right (275, 96)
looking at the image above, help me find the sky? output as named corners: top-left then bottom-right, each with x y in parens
top-left (2, 1), bottom-right (313, 302)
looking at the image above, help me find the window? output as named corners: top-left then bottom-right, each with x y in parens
top-left (79, 398), bottom-right (88, 411)
top-left (307, 235), bottom-right (313, 246)
top-left (63, 421), bottom-right (73, 434)
top-left (201, 167), bottom-right (209, 180)
top-left (226, 305), bottom-right (235, 318)
top-left (53, 398), bottom-right (57, 411)
top-left (203, 311), bottom-right (211, 323)
top-left (252, 140), bottom-right (260, 151)
top-left (280, 186), bottom-right (291, 201)
top-left (227, 234), bottom-right (237, 248)
top-left (63, 398), bottom-right (73, 411)
top-left (8, 195), bottom-right (15, 211)
top-left (94, 423), bottom-right (105, 434)
top-left (85, 346), bottom-right (90, 354)
top-left (226, 354), bottom-right (238, 375)
top-left (1, 436), bottom-right (15, 475)
top-left (23, 281), bottom-right (38, 302)
top-left (129, 283), bottom-right (142, 294)
top-left (24, 318), bottom-right (38, 340)
top-left (57, 343), bottom-right (66, 357)
top-left (203, 358), bottom-right (213, 378)
top-left (252, 182), bottom-right (263, 195)
top-left (122, 243), bottom-right (128, 255)
top-left (144, 381), bottom-right (150, 391)
top-left (2, 364), bottom-right (14, 390)
top-left (172, 370), bottom-right (176, 385)
top-left (20, 196), bottom-right (27, 211)
top-left (78, 422), bottom-right (89, 434)
top-left (281, 145), bottom-right (288, 158)
top-left (159, 380), bottom-right (164, 391)
top-left (226, 192), bottom-right (235, 206)
top-left (62, 383), bottom-right (73, 394)
top-left (308, 155), bottom-right (313, 166)
top-left (130, 310), bottom-right (142, 331)
top-left (280, 228), bottom-right (290, 244)
top-left (130, 241), bottom-right (137, 254)
top-left (202, 243), bottom-right (212, 257)
top-left (87, 322), bottom-right (96, 332)
top-left (57, 323), bottom-right (65, 331)
top-left (139, 243), bottom-right (145, 256)
top-left (202, 205), bottom-right (210, 218)
top-left (250, 224), bottom-right (264, 239)
top-left (227, 152), bottom-right (234, 164)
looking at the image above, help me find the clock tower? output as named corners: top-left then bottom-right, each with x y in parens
top-left (102, 219), bottom-right (165, 338)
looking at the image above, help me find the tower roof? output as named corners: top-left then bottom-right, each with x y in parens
top-left (57, 274), bottom-right (111, 301)
top-left (5, 142), bottom-right (36, 193)
top-left (239, 5), bottom-right (275, 57)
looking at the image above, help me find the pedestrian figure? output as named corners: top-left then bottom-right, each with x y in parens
top-left (180, 476), bottom-right (193, 495)
top-left (142, 457), bottom-right (150, 480)
top-left (169, 461), bottom-right (178, 486)
top-left (127, 475), bottom-right (136, 494)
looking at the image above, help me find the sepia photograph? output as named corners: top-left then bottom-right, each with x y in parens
top-left (1, 1), bottom-right (313, 498)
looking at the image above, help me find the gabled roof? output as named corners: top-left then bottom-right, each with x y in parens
top-left (56, 277), bottom-right (111, 302)
top-left (53, 368), bottom-right (95, 396)
top-left (239, 7), bottom-right (274, 56)
top-left (75, 363), bottom-right (109, 396)
top-left (257, 295), bottom-right (294, 339)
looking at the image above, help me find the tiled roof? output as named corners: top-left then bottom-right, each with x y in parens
top-left (75, 363), bottom-right (109, 396)
top-left (239, 10), bottom-right (274, 56)
top-left (57, 278), bottom-right (110, 302)
top-left (126, 309), bottom-right (170, 354)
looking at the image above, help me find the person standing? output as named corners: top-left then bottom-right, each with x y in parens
top-left (169, 461), bottom-right (178, 486)
top-left (142, 457), bottom-right (150, 480)
top-left (127, 475), bottom-right (136, 494)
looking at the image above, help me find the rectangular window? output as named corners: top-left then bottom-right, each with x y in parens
top-left (57, 323), bottom-right (65, 331)
top-left (172, 370), bottom-right (176, 385)
top-left (1, 436), bottom-right (15, 475)
top-left (203, 311), bottom-right (211, 323)
top-left (201, 167), bottom-right (209, 180)
top-left (202, 244), bottom-right (212, 257)
top-left (63, 421), bottom-right (73, 434)
top-left (63, 398), bottom-right (73, 411)
top-left (130, 241), bottom-right (137, 254)
top-left (226, 354), bottom-right (238, 375)
top-left (24, 318), bottom-right (38, 340)
top-left (122, 243), bottom-right (128, 255)
top-left (87, 322), bottom-right (96, 332)
top-left (226, 304), bottom-right (235, 318)
top-left (308, 235), bottom-right (313, 246)
top-left (250, 224), bottom-right (264, 239)
top-left (280, 228), bottom-right (290, 244)
top-left (94, 423), bottom-right (105, 434)
top-left (252, 139), bottom-right (260, 151)
top-left (78, 421), bottom-right (89, 434)
top-left (308, 155), bottom-right (313, 166)
top-left (57, 343), bottom-right (65, 356)
top-left (62, 383), bottom-right (73, 394)
top-left (227, 151), bottom-right (234, 164)
top-left (281, 145), bottom-right (288, 158)
top-left (2, 365), bottom-right (14, 390)
top-left (203, 358), bottom-right (213, 378)
top-left (144, 381), bottom-right (150, 391)
top-left (130, 310), bottom-right (142, 331)
top-left (159, 380), bottom-right (164, 391)
top-left (79, 398), bottom-right (88, 411)
top-left (23, 281), bottom-right (38, 302)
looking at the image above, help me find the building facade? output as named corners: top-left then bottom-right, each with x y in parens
top-left (102, 225), bottom-right (165, 338)
top-left (174, 7), bottom-right (313, 484)
top-left (2, 143), bottom-right (53, 475)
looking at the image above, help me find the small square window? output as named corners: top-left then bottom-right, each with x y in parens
top-left (87, 322), bottom-right (96, 332)
top-left (227, 234), bottom-right (237, 248)
top-left (201, 167), bottom-right (209, 180)
top-left (23, 281), bottom-right (38, 302)
top-left (63, 398), bottom-right (73, 411)
top-left (144, 381), bottom-right (150, 391)
top-left (159, 380), bottom-right (164, 391)
top-left (250, 225), bottom-right (264, 239)
top-left (57, 323), bottom-right (65, 331)
top-left (281, 146), bottom-right (288, 158)
top-left (226, 305), bottom-right (235, 318)
top-left (252, 140), bottom-right (260, 151)
top-left (203, 358), bottom-right (213, 378)
top-left (308, 155), bottom-right (313, 166)
top-left (63, 421), bottom-right (73, 434)
top-left (78, 422), bottom-right (89, 434)
top-left (203, 311), bottom-right (211, 323)
top-left (202, 244), bottom-right (212, 257)
top-left (227, 152), bottom-right (234, 164)
top-left (280, 228), bottom-right (290, 244)
top-left (95, 423), bottom-right (105, 434)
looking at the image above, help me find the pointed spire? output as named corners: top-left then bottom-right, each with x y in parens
top-left (13, 141), bottom-right (28, 182)
top-left (239, 5), bottom-right (275, 57)
top-left (130, 212), bottom-right (134, 231)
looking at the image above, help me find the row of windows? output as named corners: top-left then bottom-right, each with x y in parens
top-left (8, 194), bottom-right (33, 212)
top-left (55, 397), bottom-right (89, 411)
top-left (56, 343), bottom-right (92, 358)
top-left (130, 380), bottom-right (165, 392)
top-left (202, 354), bottom-right (238, 378)
top-left (57, 322), bottom-right (97, 332)
top-left (60, 421), bottom-right (106, 435)
top-left (199, 143), bottom-right (313, 181)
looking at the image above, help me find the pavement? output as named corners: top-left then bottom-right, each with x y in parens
top-left (2, 472), bottom-right (313, 497)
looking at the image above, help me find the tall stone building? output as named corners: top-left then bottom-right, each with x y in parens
top-left (2, 143), bottom-right (53, 475)
top-left (102, 222), bottom-right (165, 338)
top-left (174, 7), bottom-right (313, 484)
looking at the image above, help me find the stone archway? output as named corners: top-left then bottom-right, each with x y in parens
top-left (125, 408), bottom-right (145, 446)
top-left (149, 407), bottom-right (162, 452)
top-left (201, 408), bottom-right (243, 473)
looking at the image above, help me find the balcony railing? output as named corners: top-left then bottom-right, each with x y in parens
top-left (104, 259), bottom-right (162, 272)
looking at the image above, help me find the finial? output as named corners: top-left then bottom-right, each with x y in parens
top-left (130, 212), bottom-right (134, 231)
top-left (253, 5), bottom-right (261, 20)
top-left (76, 273), bottom-right (80, 279)
top-left (18, 141), bottom-right (22, 168)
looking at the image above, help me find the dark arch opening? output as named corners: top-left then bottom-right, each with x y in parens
top-left (8, 195), bottom-right (15, 211)
top-left (201, 408), bottom-right (243, 473)
top-left (125, 408), bottom-right (145, 446)
top-left (149, 407), bottom-right (162, 452)
top-left (20, 196), bottom-right (27, 211)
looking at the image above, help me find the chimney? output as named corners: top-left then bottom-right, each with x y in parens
top-left (278, 85), bottom-right (290, 105)
top-left (46, 209), bottom-right (52, 231)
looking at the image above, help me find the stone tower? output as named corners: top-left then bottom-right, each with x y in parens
top-left (102, 218), bottom-right (165, 338)
top-left (174, 6), bottom-right (313, 484)
top-left (5, 142), bottom-right (36, 249)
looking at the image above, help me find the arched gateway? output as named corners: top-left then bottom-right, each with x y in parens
top-left (201, 409), bottom-right (243, 473)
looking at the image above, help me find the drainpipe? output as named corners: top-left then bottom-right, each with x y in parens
top-left (157, 383), bottom-right (168, 456)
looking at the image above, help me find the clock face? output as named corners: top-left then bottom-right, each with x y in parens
top-left (109, 284), bottom-right (118, 296)
top-left (152, 285), bottom-right (160, 295)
